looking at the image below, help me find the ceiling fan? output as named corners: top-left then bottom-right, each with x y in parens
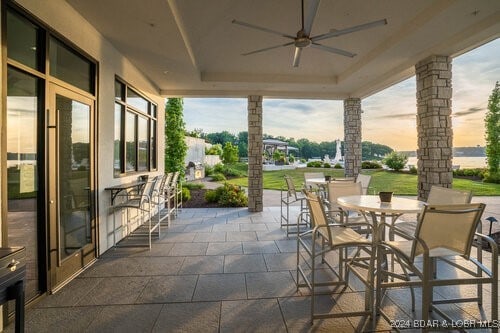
top-left (232, 0), bottom-right (387, 67)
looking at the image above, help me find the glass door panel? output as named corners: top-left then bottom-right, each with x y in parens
top-left (48, 84), bottom-right (95, 290)
top-left (6, 67), bottom-right (41, 301)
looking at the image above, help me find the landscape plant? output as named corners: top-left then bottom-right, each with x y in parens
top-left (164, 98), bottom-right (187, 177)
top-left (222, 142), bottom-right (239, 164)
top-left (485, 81), bottom-right (499, 182)
top-left (383, 151), bottom-right (408, 171)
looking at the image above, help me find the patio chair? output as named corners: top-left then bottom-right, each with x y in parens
top-left (390, 186), bottom-right (472, 239)
top-left (325, 181), bottom-right (369, 230)
top-left (355, 173), bottom-right (372, 195)
top-left (377, 203), bottom-right (497, 327)
top-left (303, 172), bottom-right (325, 191)
top-left (166, 171), bottom-right (180, 217)
top-left (112, 176), bottom-right (159, 249)
top-left (296, 191), bottom-right (376, 324)
top-left (280, 175), bottom-right (308, 236)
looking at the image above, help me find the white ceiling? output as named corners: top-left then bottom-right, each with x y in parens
top-left (66, 0), bottom-right (500, 99)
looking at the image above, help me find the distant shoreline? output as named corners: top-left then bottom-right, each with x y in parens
top-left (401, 146), bottom-right (486, 158)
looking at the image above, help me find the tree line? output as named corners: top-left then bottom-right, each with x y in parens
top-left (185, 129), bottom-right (393, 161)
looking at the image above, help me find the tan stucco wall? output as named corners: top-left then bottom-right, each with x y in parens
top-left (13, 0), bottom-right (165, 254)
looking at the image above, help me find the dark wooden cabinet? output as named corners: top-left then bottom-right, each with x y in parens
top-left (0, 247), bottom-right (26, 333)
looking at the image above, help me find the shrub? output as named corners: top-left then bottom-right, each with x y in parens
top-left (362, 161), bottom-right (382, 169)
top-left (222, 166), bottom-right (246, 178)
top-left (211, 173), bottom-right (226, 181)
top-left (382, 151), bottom-right (408, 171)
top-left (204, 164), bottom-right (214, 176)
top-left (204, 189), bottom-right (219, 203)
top-left (181, 187), bottom-right (191, 202)
top-left (213, 163), bottom-right (224, 173)
top-left (306, 161), bottom-right (323, 168)
top-left (217, 183), bottom-right (248, 207)
top-left (323, 163), bottom-right (331, 168)
top-left (183, 182), bottom-right (204, 190)
top-left (483, 171), bottom-right (500, 184)
top-left (453, 168), bottom-right (486, 179)
top-left (409, 165), bottom-right (418, 174)
top-left (206, 144), bottom-right (223, 156)
top-left (334, 163), bottom-right (343, 169)
top-left (222, 142), bottom-right (239, 164)
top-left (300, 158), bottom-right (306, 163)
top-left (288, 155), bottom-right (295, 163)
top-left (204, 183), bottom-right (248, 207)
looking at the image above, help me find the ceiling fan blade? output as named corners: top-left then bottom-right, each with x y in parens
top-left (311, 43), bottom-right (356, 58)
top-left (311, 18), bottom-right (387, 42)
top-left (242, 41), bottom-right (294, 56)
top-left (232, 19), bottom-right (295, 39)
top-left (303, 0), bottom-right (321, 36)
top-left (292, 47), bottom-right (303, 67)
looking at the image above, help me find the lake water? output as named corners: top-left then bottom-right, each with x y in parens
top-left (407, 156), bottom-right (486, 169)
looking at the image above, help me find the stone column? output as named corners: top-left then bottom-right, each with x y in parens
top-left (343, 98), bottom-right (362, 178)
top-left (416, 55), bottom-right (453, 201)
top-left (247, 95), bottom-right (263, 212)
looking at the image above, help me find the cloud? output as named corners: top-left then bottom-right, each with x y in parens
top-left (453, 106), bottom-right (486, 117)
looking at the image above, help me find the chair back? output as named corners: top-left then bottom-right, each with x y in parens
top-left (152, 174), bottom-right (164, 201)
top-left (284, 175), bottom-right (299, 199)
top-left (427, 186), bottom-right (472, 204)
top-left (304, 172), bottom-right (325, 189)
top-left (140, 177), bottom-right (157, 205)
top-left (327, 181), bottom-right (363, 210)
top-left (304, 191), bottom-right (332, 244)
top-left (412, 203), bottom-right (485, 260)
top-left (170, 171), bottom-right (180, 188)
top-left (356, 174), bottom-right (372, 195)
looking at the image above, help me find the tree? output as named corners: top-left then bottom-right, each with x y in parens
top-left (222, 142), bottom-right (239, 164)
top-left (165, 98), bottom-right (187, 177)
top-left (206, 143), bottom-right (223, 156)
top-left (382, 151), bottom-right (408, 171)
top-left (485, 81), bottom-right (500, 174)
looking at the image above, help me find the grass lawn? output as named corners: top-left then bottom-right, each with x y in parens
top-left (226, 167), bottom-right (500, 196)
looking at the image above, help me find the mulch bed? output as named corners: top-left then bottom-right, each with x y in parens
top-left (182, 188), bottom-right (221, 208)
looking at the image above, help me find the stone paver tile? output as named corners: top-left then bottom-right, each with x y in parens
top-left (263, 253), bottom-right (298, 271)
top-left (158, 232), bottom-right (196, 243)
top-left (80, 257), bottom-right (140, 277)
top-left (275, 239), bottom-right (298, 253)
top-left (206, 242), bottom-right (243, 255)
top-left (212, 224), bottom-right (240, 232)
top-left (179, 255), bottom-right (224, 274)
top-left (226, 231), bottom-right (257, 242)
top-left (77, 276), bottom-right (149, 305)
top-left (256, 229), bottom-right (289, 241)
top-left (242, 240), bottom-right (279, 254)
top-left (182, 224), bottom-right (213, 233)
top-left (193, 274), bottom-right (246, 301)
top-left (86, 304), bottom-right (162, 332)
top-left (134, 256), bottom-right (184, 276)
top-left (168, 242), bottom-right (208, 256)
top-left (193, 231), bottom-right (226, 242)
top-left (220, 299), bottom-right (286, 333)
top-left (152, 302), bottom-right (220, 333)
top-left (136, 275), bottom-right (198, 303)
top-left (279, 296), bottom-right (355, 332)
top-left (224, 254), bottom-right (267, 273)
top-left (240, 223), bottom-right (268, 231)
top-left (246, 271), bottom-right (297, 298)
top-left (37, 277), bottom-right (101, 307)
top-left (9, 307), bottom-right (101, 333)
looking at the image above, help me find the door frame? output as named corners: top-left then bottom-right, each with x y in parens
top-left (47, 83), bottom-right (97, 292)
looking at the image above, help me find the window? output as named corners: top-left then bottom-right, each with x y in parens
top-left (114, 79), bottom-right (157, 176)
top-left (6, 10), bottom-right (42, 71)
top-left (49, 37), bottom-right (94, 94)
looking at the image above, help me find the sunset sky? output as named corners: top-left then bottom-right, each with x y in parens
top-left (183, 38), bottom-right (499, 151)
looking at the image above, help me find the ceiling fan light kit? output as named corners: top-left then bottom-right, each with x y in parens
top-left (232, 0), bottom-right (388, 67)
